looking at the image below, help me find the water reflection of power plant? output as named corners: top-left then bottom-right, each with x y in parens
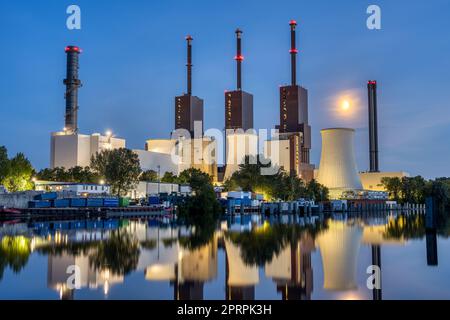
top-left (21, 216), bottom-right (434, 300)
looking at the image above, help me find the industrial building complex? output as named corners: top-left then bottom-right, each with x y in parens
top-left (49, 21), bottom-right (408, 200)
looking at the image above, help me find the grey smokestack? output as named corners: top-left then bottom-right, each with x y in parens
top-left (63, 46), bottom-right (82, 133)
top-left (368, 80), bottom-right (379, 172)
top-left (289, 20), bottom-right (298, 86)
top-left (186, 35), bottom-right (193, 95)
top-left (235, 28), bottom-right (243, 90)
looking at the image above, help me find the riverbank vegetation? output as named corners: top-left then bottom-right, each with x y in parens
top-left (382, 176), bottom-right (450, 210)
top-left (223, 155), bottom-right (329, 202)
top-left (0, 147), bottom-right (34, 192)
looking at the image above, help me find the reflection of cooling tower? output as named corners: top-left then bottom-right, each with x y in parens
top-left (317, 128), bottom-right (363, 196)
top-left (224, 238), bottom-right (259, 287)
top-left (316, 220), bottom-right (363, 291)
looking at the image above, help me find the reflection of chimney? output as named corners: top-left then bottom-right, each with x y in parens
top-left (371, 245), bottom-right (382, 300)
top-left (186, 35), bottom-right (193, 95)
top-left (235, 29), bottom-right (244, 90)
top-left (368, 80), bottom-right (379, 172)
top-left (289, 20), bottom-right (298, 86)
top-left (63, 46), bottom-right (82, 134)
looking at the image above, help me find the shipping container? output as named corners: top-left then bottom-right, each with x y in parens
top-left (119, 197), bottom-right (130, 207)
top-left (28, 200), bottom-right (51, 208)
top-left (148, 196), bottom-right (160, 205)
top-left (52, 199), bottom-right (70, 208)
top-left (34, 192), bottom-right (58, 201)
top-left (103, 198), bottom-right (119, 207)
top-left (70, 198), bottom-right (87, 207)
top-left (86, 198), bottom-right (104, 207)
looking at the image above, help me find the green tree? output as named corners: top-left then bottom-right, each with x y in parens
top-left (140, 170), bottom-right (158, 182)
top-left (0, 146), bottom-right (8, 182)
top-left (177, 168), bottom-right (221, 224)
top-left (381, 177), bottom-right (402, 202)
top-left (425, 179), bottom-right (450, 212)
top-left (161, 171), bottom-right (178, 183)
top-left (305, 179), bottom-right (329, 202)
top-left (276, 172), bottom-right (307, 201)
top-left (90, 148), bottom-right (141, 196)
top-left (2, 153), bottom-right (34, 192)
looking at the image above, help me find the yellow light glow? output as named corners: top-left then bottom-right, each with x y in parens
top-left (342, 100), bottom-right (350, 111)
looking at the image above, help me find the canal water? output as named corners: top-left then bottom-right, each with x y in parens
top-left (0, 213), bottom-right (449, 300)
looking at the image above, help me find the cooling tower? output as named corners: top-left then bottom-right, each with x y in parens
top-left (317, 128), bottom-right (363, 197)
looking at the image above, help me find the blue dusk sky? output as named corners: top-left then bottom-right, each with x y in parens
top-left (0, 0), bottom-right (449, 178)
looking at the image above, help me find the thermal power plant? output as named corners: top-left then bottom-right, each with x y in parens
top-left (50, 46), bottom-right (126, 169)
top-left (368, 80), bottom-right (379, 172)
top-left (141, 35), bottom-right (217, 181)
top-left (317, 128), bottom-right (363, 199)
top-left (175, 36), bottom-right (204, 138)
top-left (223, 29), bottom-right (257, 181)
top-left (274, 20), bottom-right (314, 181)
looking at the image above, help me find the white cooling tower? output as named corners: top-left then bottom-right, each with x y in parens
top-left (317, 128), bottom-right (363, 196)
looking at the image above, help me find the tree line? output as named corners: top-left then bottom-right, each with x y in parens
top-left (382, 176), bottom-right (450, 210)
top-left (223, 155), bottom-right (329, 202)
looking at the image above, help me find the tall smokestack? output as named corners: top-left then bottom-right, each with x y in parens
top-left (368, 80), bottom-right (379, 172)
top-left (63, 46), bottom-right (82, 133)
top-left (186, 35), bottom-right (193, 95)
top-left (235, 29), bottom-right (243, 90)
top-left (289, 20), bottom-right (298, 86)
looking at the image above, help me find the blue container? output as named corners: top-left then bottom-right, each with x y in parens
top-left (34, 192), bottom-right (58, 201)
top-left (149, 196), bottom-right (160, 205)
top-left (87, 221), bottom-right (103, 229)
top-left (104, 220), bottom-right (119, 229)
top-left (28, 200), bottom-right (51, 208)
top-left (70, 198), bottom-right (87, 207)
top-left (87, 198), bottom-right (104, 207)
top-left (71, 221), bottom-right (86, 229)
top-left (103, 198), bottom-right (119, 207)
top-left (52, 222), bottom-right (71, 230)
top-left (52, 199), bottom-right (70, 208)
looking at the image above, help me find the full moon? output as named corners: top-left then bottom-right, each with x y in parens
top-left (342, 100), bottom-right (350, 111)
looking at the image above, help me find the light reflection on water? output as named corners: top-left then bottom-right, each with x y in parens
top-left (0, 213), bottom-right (449, 300)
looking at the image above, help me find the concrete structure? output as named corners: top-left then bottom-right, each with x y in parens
top-left (274, 20), bottom-right (314, 181)
top-left (359, 171), bottom-right (410, 192)
top-left (34, 180), bottom-right (110, 196)
top-left (143, 137), bottom-right (217, 181)
top-left (50, 132), bottom-right (125, 169)
top-left (224, 131), bottom-right (258, 180)
top-left (263, 139), bottom-right (293, 174)
top-left (134, 149), bottom-right (179, 175)
top-left (0, 191), bottom-right (41, 209)
top-left (317, 128), bottom-right (363, 199)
